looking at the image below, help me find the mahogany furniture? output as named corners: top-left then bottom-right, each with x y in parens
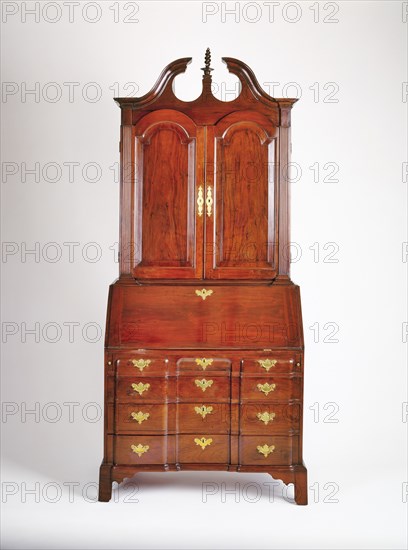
top-left (98, 50), bottom-right (307, 504)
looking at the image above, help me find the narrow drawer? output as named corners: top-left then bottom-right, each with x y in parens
top-left (116, 354), bottom-right (170, 376)
top-left (241, 354), bottom-right (300, 375)
top-left (177, 357), bottom-right (231, 373)
top-left (240, 403), bottom-right (300, 435)
top-left (115, 435), bottom-right (169, 465)
top-left (240, 375), bottom-right (301, 402)
top-left (177, 434), bottom-right (229, 463)
top-left (177, 375), bottom-right (230, 402)
top-left (239, 435), bottom-right (298, 465)
top-left (116, 377), bottom-right (167, 402)
top-left (177, 403), bottom-right (230, 434)
top-left (115, 404), bottom-right (167, 433)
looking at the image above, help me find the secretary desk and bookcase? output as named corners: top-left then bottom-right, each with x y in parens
top-left (98, 50), bottom-right (308, 504)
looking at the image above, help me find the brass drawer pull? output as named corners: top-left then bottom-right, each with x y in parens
top-left (257, 382), bottom-right (276, 396)
top-left (257, 444), bottom-right (275, 458)
top-left (194, 437), bottom-right (213, 450)
top-left (131, 411), bottom-right (150, 425)
top-left (195, 379), bottom-right (214, 392)
top-left (257, 411), bottom-right (276, 425)
top-left (130, 359), bottom-right (151, 371)
top-left (131, 382), bottom-right (150, 395)
top-left (194, 405), bottom-right (213, 419)
top-left (195, 288), bottom-right (213, 300)
top-left (197, 185), bottom-right (204, 217)
top-left (257, 359), bottom-right (277, 371)
top-left (131, 444), bottom-right (149, 457)
top-left (206, 185), bottom-right (213, 217)
top-left (195, 358), bottom-right (213, 370)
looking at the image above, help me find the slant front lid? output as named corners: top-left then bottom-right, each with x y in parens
top-left (106, 284), bottom-right (303, 349)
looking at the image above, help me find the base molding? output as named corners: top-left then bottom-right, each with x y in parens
top-left (98, 461), bottom-right (308, 505)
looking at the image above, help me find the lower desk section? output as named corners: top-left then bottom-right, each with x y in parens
top-left (114, 434), bottom-right (298, 467)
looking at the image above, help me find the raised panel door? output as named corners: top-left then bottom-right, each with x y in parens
top-left (132, 110), bottom-right (204, 279)
top-left (205, 112), bottom-right (278, 279)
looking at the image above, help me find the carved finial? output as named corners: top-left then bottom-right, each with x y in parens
top-left (201, 47), bottom-right (213, 76)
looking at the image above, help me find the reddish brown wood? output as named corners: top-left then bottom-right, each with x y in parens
top-left (206, 113), bottom-right (278, 279)
top-left (116, 376), bottom-right (168, 403)
top-left (176, 375), bottom-right (230, 403)
top-left (99, 52), bottom-right (307, 504)
top-left (239, 375), bottom-right (302, 402)
top-left (239, 435), bottom-right (298, 465)
top-left (115, 404), bottom-right (167, 433)
top-left (176, 435), bottom-right (229, 463)
top-left (115, 435), bottom-right (172, 465)
top-left (132, 110), bottom-right (202, 279)
top-left (241, 354), bottom-right (301, 373)
top-left (115, 355), bottom-right (170, 376)
top-left (106, 283), bottom-right (304, 349)
top-left (240, 403), bottom-right (301, 434)
top-left (176, 403), bottom-right (230, 434)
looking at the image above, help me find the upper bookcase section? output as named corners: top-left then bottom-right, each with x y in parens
top-left (114, 48), bottom-right (297, 126)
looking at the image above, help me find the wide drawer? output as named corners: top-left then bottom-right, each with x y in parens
top-left (115, 435), bottom-right (170, 465)
top-left (177, 434), bottom-right (229, 463)
top-left (239, 435), bottom-right (298, 465)
top-left (240, 403), bottom-right (300, 434)
top-left (116, 377), bottom-right (167, 402)
top-left (107, 284), bottom-right (303, 349)
top-left (177, 375), bottom-right (230, 402)
top-left (115, 404), bottom-right (167, 433)
top-left (240, 375), bottom-right (302, 402)
top-left (176, 403), bottom-right (230, 434)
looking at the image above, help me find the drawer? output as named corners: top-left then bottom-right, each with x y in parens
top-left (241, 354), bottom-right (300, 375)
top-left (115, 435), bottom-right (169, 465)
top-left (240, 403), bottom-right (300, 434)
top-left (115, 354), bottom-right (170, 376)
top-left (116, 377), bottom-right (167, 402)
top-left (115, 404), bottom-right (167, 433)
top-left (177, 357), bottom-right (231, 373)
top-left (177, 403), bottom-right (230, 434)
top-left (240, 375), bottom-right (301, 402)
top-left (177, 434), bottom-right (229, 463)
top-left (177, 375), bottom-right (230, 402)
top-left (239, 435), bottom-right (298, 465)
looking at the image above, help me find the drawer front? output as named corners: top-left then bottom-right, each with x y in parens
top-left (116, 355), bottom-right (169, 376)
top-left (239, 435), bottom-right (298, 465)
top-left (116, 377), bottom-right (167, 402)
top-left (115, 435), bottom-right (169, 465)
top-left (240, 376), bottom-right (301, 402)
top-left (177, 435), bottom-right (229, 463)
top-left (177, 375), bottom-right (230, 402)
top-left (177, 403), bottom-right (230, 434)
top-left (115, 404), bottom-right (167, 433)
top-left (241, 354), bottom-right (300, 374)
top-left (177, 357), bottom-right (231, 373)
top-left (240, 403), bottom-right (300, 434)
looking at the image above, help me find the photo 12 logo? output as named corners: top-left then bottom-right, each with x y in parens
top-left (201, 2), bottom-right (340, 24)
top-left (1, 2), bottom-right (140, 24)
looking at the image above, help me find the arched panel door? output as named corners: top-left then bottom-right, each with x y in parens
top-left (205, 112), bottom-right (278, 279)
top-left (132, 110), bottom-right (204, 279)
